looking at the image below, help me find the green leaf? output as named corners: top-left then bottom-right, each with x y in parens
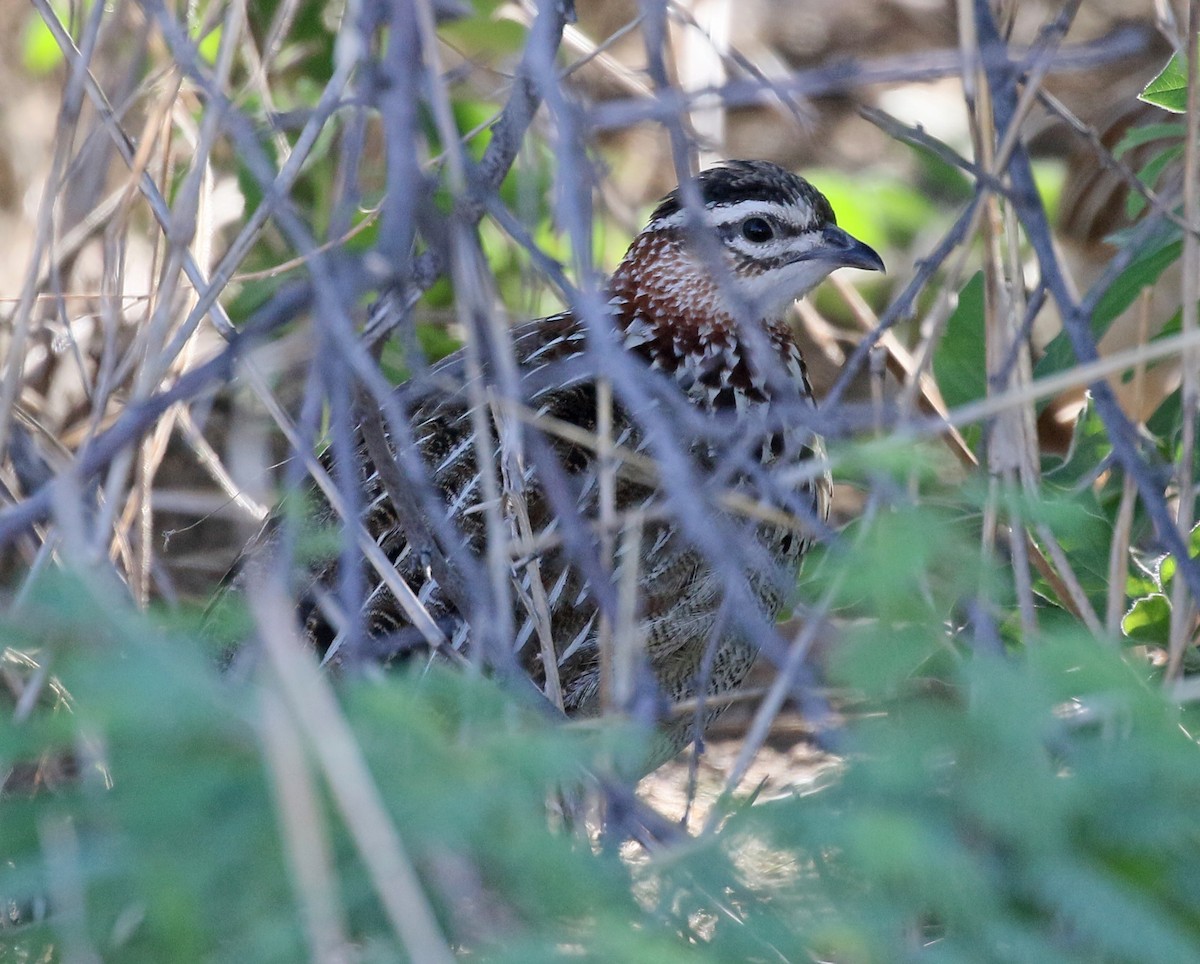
top-left (1159, 522), bottom-right (1200, 590)
top-left (1140, 47), bottom-right (1195, 113)
top-left (1126, 558), bottom-right (1161, 601)
top-left (1126, 144), bottom-right (1185, 219)
top-left (1148, 385), bottom-right (1182, 445)
top-left (933, 271), bottom-right (986, 409)
top-left (1035, 233), bottom-right (1181, 386)
top-left (1088, 232), bottom-right (1181, 324)
top-left (22, 9), bottom-right (64, 75)
top-left (1113, 122), bottom-right (1187, 158)
top-left (196, 25), bottom-right (222, 65)
top-left (1122, 592), bottom-right (1171, 645)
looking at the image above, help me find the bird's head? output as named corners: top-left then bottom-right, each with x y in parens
top-left (619, 159), bottom-right (884, 323)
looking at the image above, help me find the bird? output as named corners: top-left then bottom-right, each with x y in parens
top-left (270, 159), bottom-right (883, 760)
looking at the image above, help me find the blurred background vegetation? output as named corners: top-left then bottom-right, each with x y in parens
top-left (3, 0), bottom-right (1200, 960)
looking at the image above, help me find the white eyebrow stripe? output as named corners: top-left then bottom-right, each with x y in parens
top-left (710, 198), bottom-right (812, 224)
top-left (653, 198), bottom-right (817, 235)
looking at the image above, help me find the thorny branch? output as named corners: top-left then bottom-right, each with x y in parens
top-left (1, 0), bottom-right (1197, 833)
top-left (972, 0), bottom-right (1200, 603)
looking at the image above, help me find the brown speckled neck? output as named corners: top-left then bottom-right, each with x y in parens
top-left (606, 231), bottom-right (805, 408)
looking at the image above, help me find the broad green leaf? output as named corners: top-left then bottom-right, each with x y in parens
top-left (1126, 144), bottom-right (1185, 219)
top-left (1159, 521), bottom-right (1200, 589)
top-left (1148, 386), bottom-right (1183, 448)
top-left (196, 25), bottom-right (222, 65)
top-left (22, 9), bottom-right (64, 75)
top-left (933, 271), bottom-right (986, 409)
top-left (1140, 47), bottom-right (1195, 113)
top-left (1113, 122), bottom-right (1187, 158)
top-left (1122, 592), bottom-right (1171, 644)
top-left (1035, 233), bottom-right (1181, 385)
top-left (1043, 400), bottom-right (1112, 486)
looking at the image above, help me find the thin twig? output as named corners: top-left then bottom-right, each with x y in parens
top-left (252, 577), bottom-right (455, 964)
top-left (973, 0), bottom-right (1200, 603)
top-left (258, 685), bottom-right (352, 964)
top-left (1166, 1), bottom-right (1200, 679)
top-left (1107, 290), bottom-right (1155, 637)
top-left (587, 25), bottom-right (1154, 131)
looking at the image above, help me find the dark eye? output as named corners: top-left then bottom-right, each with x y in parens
top-left (741, 217), bottom-right (774, 243)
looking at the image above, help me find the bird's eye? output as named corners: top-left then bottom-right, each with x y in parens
top-left (740, 217), bottom-right (774, 243)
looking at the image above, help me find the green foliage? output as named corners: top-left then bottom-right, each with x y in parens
top-left (812, 170), bottom-right (941, 251)
top-left (1034, 229), bottom-right (1181, 383)
top-left (1, 573), bottom-right (664, 961)
top-left (22, 4), bottom-right (67, 76)
top-left (1112, 119), bottom-right (1187, 222)
top-left (934, 271), bottom-right (986, 409)
top-left (791, 630), bottom-right (1200, 962)
top-left (1131, 147), bottom-right (1185, 220)
top-left (1122, 523), bottom-right (1200, 668)
top-left (10, 9), bottom-right (1200, 964)
top-left (9, 437), bottom-right (1200, 962)
top-left (1138, 42), bottom-right (1199, 113)
top-left (1032, 43), bottom-right (1197, 397)
top-left (193, 23), bottom-right (223, 66)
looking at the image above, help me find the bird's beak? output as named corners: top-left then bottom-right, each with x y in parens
top-left (819, 224), bottom-right (886, 274)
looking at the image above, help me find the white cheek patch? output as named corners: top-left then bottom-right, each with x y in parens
top-left (719, 259), bottom-right (837, 319)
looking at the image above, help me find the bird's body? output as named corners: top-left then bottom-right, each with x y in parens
top-left (290, 160), bottom-right (883, 756)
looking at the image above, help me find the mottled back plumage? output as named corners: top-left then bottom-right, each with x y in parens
top-left (286, 160), bottom-right (883, 759)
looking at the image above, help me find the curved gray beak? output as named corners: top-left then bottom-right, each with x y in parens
top-left (819, 224), bottom-right (886, 274)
